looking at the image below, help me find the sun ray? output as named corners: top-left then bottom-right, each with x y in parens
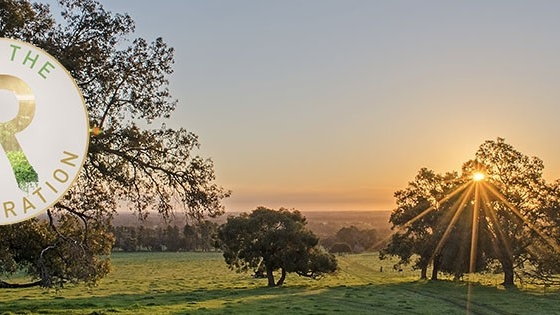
top-left (467, 180), bottom-right (483, 315)
top-left (429, 182), bottom-right (474, 264)
top-left (479, 186), bottom-right (514, 263)
top-left (469, 182), bottom-right (481, 274)
top-left (402, 181), bottom-right (472, 229)
top-left (379, 165), bottom-right (559, 314)
top-left (371, 181), bottom-right (473, 250)
top-left (482, 182), bottom-right (560, 253)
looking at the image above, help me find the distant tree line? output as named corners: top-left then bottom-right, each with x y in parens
top-left (112, 220), bottom-right (218, 252)
top-left (112, 219), bottom-right (386, 255)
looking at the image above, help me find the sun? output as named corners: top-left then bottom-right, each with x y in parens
top-left (473, 172), bottom-right (485, 182)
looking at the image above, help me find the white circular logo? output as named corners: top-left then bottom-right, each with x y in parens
top-left (0, 38), bottom-right (89, 225)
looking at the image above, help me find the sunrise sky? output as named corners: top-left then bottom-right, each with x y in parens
top-left (50, 1), bottom-right (560, 212)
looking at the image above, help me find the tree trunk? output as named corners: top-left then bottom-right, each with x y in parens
top-left (430, 266), bottom-right (439, 281)
top-left (420, 266), bottom-right (427, 280)
top-left (266, 265), bottom-right (275, 287)
top-left (0, 280), bottom-right (42, 288)
top-left (431, 256), bottom-right (439, 281)
top-left (501, 258), bottom-right (515, 287)
top-left (276, 268), bottom-right (287, 286)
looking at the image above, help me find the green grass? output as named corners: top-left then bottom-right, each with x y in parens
top-left (0, 252), bottom-right (558, 314)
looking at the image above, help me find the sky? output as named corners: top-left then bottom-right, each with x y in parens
top-left (48, 1), bottom-right (560, 212)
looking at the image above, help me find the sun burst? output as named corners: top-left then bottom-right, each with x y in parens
top-left (473, 172), bottom-right (485, 182)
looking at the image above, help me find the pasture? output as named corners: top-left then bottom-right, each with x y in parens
top-left (0, 252), bottom-right (558, 314)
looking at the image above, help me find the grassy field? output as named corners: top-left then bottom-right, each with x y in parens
top-left (0, 252), bottom-right (558, 314)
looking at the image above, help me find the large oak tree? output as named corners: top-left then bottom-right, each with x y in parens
top-left (217, 207), bottom-right (337, 287)
top-left (0, 0), bottom-right (229, 287)
top-left (382, 138), bottom-right (560, 287)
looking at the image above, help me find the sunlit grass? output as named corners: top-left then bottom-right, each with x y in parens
top-left (378, 171), bottom-right (560, 314)
top-left (0, 252), bottom-right (556, 314)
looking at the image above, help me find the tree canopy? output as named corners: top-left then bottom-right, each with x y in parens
top-left (0, 0), bottom-right (229, 287)
top-left (216, 207), bottom-right (337, 287)
top-left (382, 138), bottom-right (560, 286)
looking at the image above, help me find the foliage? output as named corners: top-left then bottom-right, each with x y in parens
top-left (381, 168), bottom-right (460, 279)
top-left (0, 217), bottom-right (113, 288)
top-left (0, 0), bottom-right (229, 288)
top-left (336, 226), bottom-right (378, 252)
top-left (112, 220), bottom-right (218, 252)
top-left (0, 0), bottom-right (53, 40)
top-left (0, 219), bottom-right (51, 287)
top-left (382, 138), bottom-right (560, 286)
top-left (216, 207), bottom-right (337, 287)
top-left (5, 151), bottom-right (38, 191)
top-left (329, 242), bottom-right (353, 254)
top-left (321, 225), bottom-right (379, 253)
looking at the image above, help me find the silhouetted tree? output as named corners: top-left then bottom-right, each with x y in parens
top-left (382, 138), bottom-right (560, 286)
top-left (526, 180), bottom-right (560, 284)
top-left (335, 226), bottom-right (378, 253)
top-left (329, 242), bottom-right (352, 254)
top-left (217, 207), bottom-right (337, 287)
top-left (472, 138), bottom-right (560, 286)
top-left (381, 168), bottom-right (458, 280)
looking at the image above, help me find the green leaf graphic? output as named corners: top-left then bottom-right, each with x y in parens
top-left (6, 151), bottom-right (38, 192)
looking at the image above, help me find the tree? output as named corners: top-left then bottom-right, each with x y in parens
top-left (382, 138), bottom-right (560, 286)
top-left (183, 223), bottom-right (197, 251)
top-left (527, 180), bottom-right (560, 285)
top-left (0, 219), bottom-right (53, 288)
top-left (0, 0), bottom-right (229, 287)
top-left (381, 168), bottom-right (459, 280)
top-left (197, 220), bottom-right (218, 252)
top-left (216, 207), bottom-right (337, 287)
top-left (471, 138), bottom-right (559, 286)
top-left (329, 242), bottom-right (352, 254)
top-left (335, 226), bottom-right (378, 253)
top-left (112, 226), bottom-right (138, 251)
top-left (167, 225), bottom-right (183, 251)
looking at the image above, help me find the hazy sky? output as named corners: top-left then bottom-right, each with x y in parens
top-left (51, 1), bottom-right (560, 211)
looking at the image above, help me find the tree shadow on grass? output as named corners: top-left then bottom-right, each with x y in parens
top-left (168, 280), bottom-right (560, 315)
top-left (0, 285), bottom-right (308, 315)
top-left (0, 280), bottom-right (559, 315)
